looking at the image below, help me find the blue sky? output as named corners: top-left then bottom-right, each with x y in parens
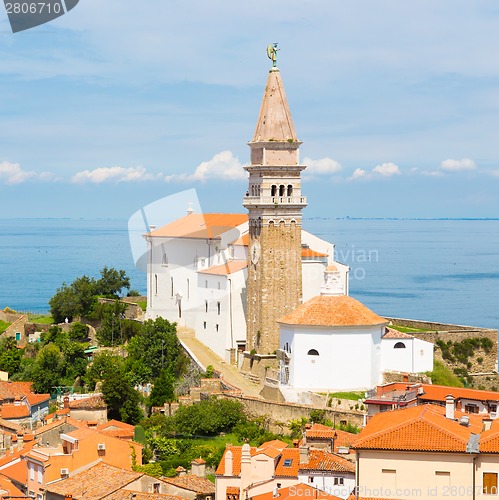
top-left (1, 0), bottom-right (499, 219)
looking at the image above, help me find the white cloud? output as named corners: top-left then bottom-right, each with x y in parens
top-left (0, 161), bottom-right (36, 185)
top-left (71, 166), bottom-right (162, 184)
top-left (166, 151), bottom-right (246, 182)
top-left (441, 158), bottom-right (477, 172)
top-left (303, 157), bottom-right (342, 175)
top-left (372, 162), bottom-right (401, 177)
top-left (348, 162), bottom-right (401, 181)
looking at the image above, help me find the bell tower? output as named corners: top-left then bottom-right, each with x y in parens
top-left (243, 56), bottom-right (307, 355)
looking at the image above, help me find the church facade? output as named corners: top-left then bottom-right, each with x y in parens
top-left (145, 57), bottom-right (433, 389)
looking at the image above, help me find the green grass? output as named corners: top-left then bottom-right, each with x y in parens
top-left (0, 320), bottom-right (12, 333)
top-left (329, 391), bottom-right (365, 401)
top-left (28, 314), bottom-right (54, 325)
top-left (425, 360), bottom-right (464, 388)
top-left (137, 300), bottom-right (147, 312)
top-left (390, 324), bottom-right (433, 333)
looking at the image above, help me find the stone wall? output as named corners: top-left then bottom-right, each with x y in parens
top-left (223, 393), bottom-right (363, 433)
top-left (97, 298), bottom-right (144, 319)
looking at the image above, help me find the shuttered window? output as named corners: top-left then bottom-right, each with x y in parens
top-left (483, 473), bottom-right (498, 495)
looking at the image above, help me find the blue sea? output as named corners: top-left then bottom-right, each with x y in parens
top-left (1, 218), bottom-right (498, 330)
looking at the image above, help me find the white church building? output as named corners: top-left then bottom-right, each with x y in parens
top-left (277, 266), bottom-right (434, 391)
top-left (144, 212), bottom-right (350, 364)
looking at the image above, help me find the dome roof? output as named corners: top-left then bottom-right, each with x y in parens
top-left (278, 295), bottom-right (387, 327)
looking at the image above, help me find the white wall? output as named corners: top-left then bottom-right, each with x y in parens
top-left (381, 338), bottom-right (434, 374)
top-left (297, 473), bottom-right (355, 500)
top-left (281, 324), bottom-right (385, 391)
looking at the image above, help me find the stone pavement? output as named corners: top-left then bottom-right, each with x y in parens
top-left (176, 326), bottom-right (262, 398)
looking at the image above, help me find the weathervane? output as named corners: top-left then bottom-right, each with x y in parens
top-left (266, 43), bottom-right (279, 68)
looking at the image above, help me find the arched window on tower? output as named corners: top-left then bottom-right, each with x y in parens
top-left (271, 185), bottom-right (277, 196)
top-left (287, 185), bottom-right (293, 196)
top-left (279, 185), bottom-right (285, 197)
top-left (394, 342), bottom-right (406, 349)
top-left (307, 349), bottom-right (319, 356)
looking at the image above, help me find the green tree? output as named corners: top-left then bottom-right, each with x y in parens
top-left (150, 368), bottom-right (176, 408)
top-left (101, 362), bottom-right (142, 424)
top-left (31, 344), bottom-right (65, 393)
top-left (96, 266), bottom-right (130, 298)
top-left (84, 351), bottom-right (120, 390)
top-left (49, 276), bottom-right (97, 323)
top-left (127, 318), bottom-right (184, 381)
top-left (0, 337), bottom-right (23, 377)
top-left (96, 300), bottom-right (128, 346)
top-left (68, 322), bottom-right (89, 342)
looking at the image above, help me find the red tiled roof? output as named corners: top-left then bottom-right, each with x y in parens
top-left (305, 425), bottom-right (357, 452)
top-left (68, 395), bottom-right (107, 409)
top-left (301, 248), bottom-right (328, 258)
top-left (0, 403), bottom-right (29, 419)
top-left (279, 295), bottom-right (387, 327)
top-left (161, 474), bottom-right (215, 494)
top-left (0, 473), bottom-right (25, 498)
top-left (382, 327), bottom-right (414, 339)
top-left (216, 440), bottom-right (289, 476)
top-left (106, 492), bottom-right (183, 500)
top-left (198, 260), bottom-right (247, 276)
top-left (0, 381), bottom-right (32, 401)
top-left (274, 448), bottom-right (354, 477)
top-left (0, 440), bottom-right (36, 467)
top-left (25, 393), bottom-right (50, 406)
top-left (226, 487), bottom-right (240, 494)
top-left (253, 483), bottom-right (342, 500)
top-left (0, 417), bottom-right (23, 433)
top-left (231, 233), bottom-right (249, 246)
top-left (149, 214), bottom-right (248, 240)
top-left (352, 404), bottom-right (483, 452)
top-left (44, 462), bottom-right (142, 498)
top-left (1, 459), bottom-right (27, 484)
top-left (35, 416), bottom-right (85, 435)
top-left (97, 419), bottom-right (134, 432)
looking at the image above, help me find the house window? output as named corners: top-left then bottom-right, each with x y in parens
top-left (37, 466), bottom-right (42, 483)
top-left (490, 405), bottom-right (497, 413)
top-left (279, 185), bottom-right (285, 196)
top-left (205, 300), bottom-right (208, 313)
top-left (203, 322), bottom-right (207, 330)
top-left (153, 483), bottom-right (160, 494)
top-left (162, 253), bottom-right (168, 267)
top-left (465, 404), bottom-right (479, 414)
top-left (29, 463), bottom-right (35, 481)
top-left (216, 324), bottom-right (219, 332)
top-left (307, 349), bottom-right (319, 356)
top-left (287, 184), bottom-right (293, 196)
top-left (394, 342), bottom-right (406, 349)
top-left (308, 477), bottom-right (314, 483)
top-left (271, 185), bottom-right (277, 196)
top-left (170, 277), bottom-right (174, 298)
top-left (15, 332), bottom-right (21, 341)
top-left (283, 459), bottom-right (292, 467)
top-left (484, 473), bottom-right (498, 495)
top-left (217, 302), bottom-right (221, 315)
top-left (333, 477), bottom-right (344, 486)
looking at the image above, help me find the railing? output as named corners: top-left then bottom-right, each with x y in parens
top-left (243, 196), bottom-right (307, 205)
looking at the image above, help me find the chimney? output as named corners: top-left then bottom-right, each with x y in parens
top-left (63, 396), bottom-right (70, 409)
top-left (445, 395), bottom-right (455, 420)
top-left (483, 419), bottom-right (493, 431)
top-left (240, 443), bottom-right (251, 490)
top-left (224, 449), bottom-right (233, 477)
top-left (191, 458), bottom-right (206, 477)
top-left (299, 446), bottom-right (309, 465)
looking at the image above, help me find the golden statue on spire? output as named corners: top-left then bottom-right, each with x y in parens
top-left (266, 43), bottom-right (279, 68)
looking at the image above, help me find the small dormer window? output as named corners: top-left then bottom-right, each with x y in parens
top-left (283, 458), bottom-right (292, 467)
top-left (307, 349), bottom-right (319, 356)
top-left (394, 342), bottom-right (406, 349)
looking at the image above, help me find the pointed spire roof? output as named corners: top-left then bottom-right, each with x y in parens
top-left (252, 69), bottom-right (298, 143)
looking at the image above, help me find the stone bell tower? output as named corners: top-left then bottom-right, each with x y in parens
top-left (243, 59), bottom-right (307, 355)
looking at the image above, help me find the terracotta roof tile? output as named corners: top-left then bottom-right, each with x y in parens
top-left (252, 483), bottom-right (342, 500)
top-left (352, 404), bottom-right (483, 452)
top-left (279, 295), bottom-right (387, 327)
top-left (198, 261), bottom-right (248, 276)
top-left (382, 327), bottom-right (414, 339)
top-left (161, 474), bottom-right (215, 494)
top-left (301, 248), bottom-right (328, 258)
top-left (0, 382), bottom-right (32, 401)
top-left (97, 419), bottom-right (135, 432)
top-left (0, 417), bottom-right (23, 433)
top-left (0, 473), bottom-right (25, 498)
top-left (0, 440), bottom-right (36, 467)
top-left (149, 214), bottom-right (248, 240)
top-left (0, 403), bottom-right (29, 419)
top-left (44, 461), bottom-right (142, 498)
top-left (305, 425), bottom-right (357, 452)
top-left (105, 492), bottom-right (184, 500)
top-left (68, 395), bottom-right (107, 409)
top-left (216, 446), bottom-right (257, 476)
top-left (1, 460), bottom-right (27, 484)
top-left (226, 486), bottom-right (240, 494)
top-left (25, 393), bottom-right (50, 405)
